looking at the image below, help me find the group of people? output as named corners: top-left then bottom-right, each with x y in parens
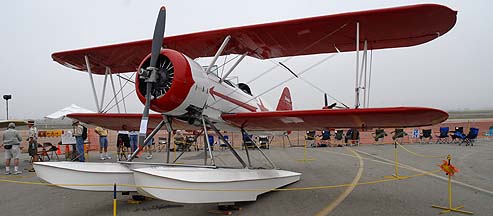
top-left (1, 121), bottom-right (38, 175)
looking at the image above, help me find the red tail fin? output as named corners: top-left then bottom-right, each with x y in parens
top-left (276, 87), bottom-right (292, 111)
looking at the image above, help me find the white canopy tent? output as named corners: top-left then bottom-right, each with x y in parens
top-left (45, 104), bottom-right (96, 119)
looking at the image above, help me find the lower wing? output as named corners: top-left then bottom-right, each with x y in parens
top-left (221, 107), bottom-right (448, 131)
top-left (67, 107), bottom-right (447, 132)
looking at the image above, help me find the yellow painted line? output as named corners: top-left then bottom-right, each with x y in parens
top-left (315, 147), bottom-right (364, 216)
top-left (354, 149), bottom-right (493, 195)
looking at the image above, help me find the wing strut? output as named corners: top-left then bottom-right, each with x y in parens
top-left (127, 116), bottom-right (166, 161)
top-left (241, 128), bottom-right (277, 169)
top-left (201, 116), bottom-right (215, 166)
top-left (85, 55), bottom-right (101, 112)
top-left (203, 117), bottom-right (247, 168)
top-left (206, 35), bottom-right (231, 74)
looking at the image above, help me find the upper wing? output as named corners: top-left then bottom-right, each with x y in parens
top-left (52, 4), bottom-right (456, 74)
top-left (221, 107), bottom-right (448, 131)
top-left (66, 113), bottom-right (199, 131)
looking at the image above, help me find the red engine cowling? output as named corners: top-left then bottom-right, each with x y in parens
top-left (135, 49), bottom-right (195, 114)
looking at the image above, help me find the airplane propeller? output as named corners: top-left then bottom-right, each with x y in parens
top-left (323, 93), bottom-right (337, 109)
top-left (138, 6), bottom-right (167, 146)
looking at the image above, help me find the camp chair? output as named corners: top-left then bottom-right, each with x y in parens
top-left (219, 135), bottom-right (229, 150)
top-left (391, 128), bottom-right (407, 143)
top-left (157, 137), bottom-right (168, 152)
top-left (259, 136), bottom-right (270, 149)
top-left (207, 135), bottom-right (215, 151)
top-left (43, 142), bottom-right (59, 161)
top-left (419, 129), bottom-right (433, 144)
top-left (450, 127), bottom-right (464, 143)
top-left (345, 128), bottom-right (360, 146)
top-left (334, 130), bottom-right (344, 146)
top-left (305, 130), bottom-right (316, 147)
top-left (372, 129), bottom-right (387, 144)
top-left (483, 126), bottom-right (493, 140)
top-left (319, 130), bottom-right (331, 147)
top-left (411, 128), bottom-right (420, 143)
top-left (36, 143), bottom-right (51, 162)
top-left (435, 127), bottom-right (450, 144)
top-left (460, 128), bottom-right (479, 146)
top-left (176, 136), bottom-right (194, 152)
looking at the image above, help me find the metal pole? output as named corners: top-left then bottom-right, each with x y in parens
top-left (164, 116), bottom-right (173, 163)
top-left (84, 55), bottom-right (101, 112)
top-left (205, 117), bottom-right (247, 168)
top-left (354, 22), bottom-right (360, 108)
top-left (118, 76), bottom-right (127, 113)
top-left (241, 130), bottom-right (252, 168)
top-left (108, 68), bottom-right (121, 113)
top-left (367, 50), bottom-right (373, 108)
top-left (362, 40), bottom-right (368, 108)
top-left (201, 116), bottom-right (215, 166)
top-left (5, 100), bottom-right (8, 120)
top-left (127, 119), bottom-right (166, 161)
top-left (100, 67), bottom-right (110, 112)
top-left (221, 52), bottom-right (246, 82)
top-left (242, 129), bottom-right (277, 169)
top-left (206, 35), bottom-right (231, 74)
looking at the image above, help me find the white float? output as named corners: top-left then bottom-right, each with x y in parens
top-left (33, 162), bottom-right (136, 192)
top-left (133, 166), bottom-right (301, 203)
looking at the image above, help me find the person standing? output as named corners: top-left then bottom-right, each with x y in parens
top-left (117, 126), bottom-right (130, 159)
top-left (73, 120), bottom-right (85, 162)
top-left (2, 123), bottom-right (23, 175)
top-left (27, 120), bottom-right (38, 172)
top-left (95, 127), bottom-right (111, 160)
top-left (129, 130), bottom-right (139, 156)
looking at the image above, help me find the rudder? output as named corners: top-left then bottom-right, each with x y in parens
top-left (276, 87), bottom-right (292, 111)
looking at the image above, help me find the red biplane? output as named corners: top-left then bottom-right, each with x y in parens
top-left (35, 4), bottom-right (456, 204)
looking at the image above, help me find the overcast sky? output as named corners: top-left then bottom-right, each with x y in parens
top-left (1, 0), bottom-right (491, 120)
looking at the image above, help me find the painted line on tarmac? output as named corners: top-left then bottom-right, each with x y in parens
top-left (315, 147), bottom-right (364, 216)
top-left (354, 149), bottom-right (493, 196)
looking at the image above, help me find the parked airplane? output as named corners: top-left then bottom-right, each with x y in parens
top-left (35, 4), bottom-right (456, 204)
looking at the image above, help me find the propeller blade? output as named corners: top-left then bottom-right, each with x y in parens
top-left (137, 6), bottom-right (167, 153)
top-left (324, 93), bottom-right (328, 107)
top-left (150, 6), bottom-right (166, 68)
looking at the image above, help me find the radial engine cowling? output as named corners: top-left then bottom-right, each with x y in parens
top-left (136, 49), bottom-right (208, 116)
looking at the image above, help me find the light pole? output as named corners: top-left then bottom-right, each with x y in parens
top-left (3, 95), bottom-right (11, 120)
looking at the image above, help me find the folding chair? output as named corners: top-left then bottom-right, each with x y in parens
top-left (207, 135), bottom-right (215, 151)
top-left (334, 130), bottom-right (344, 146)
top-left (157, 137), bottom-right (167, 152)
top-left (345, 128), bottom-right (360, 146)
top-left (241, 134), bottom-right (253, 149)
top-left (483, 126), bottom-right (493, 140)
top-left (460, 128), bottom-right (479, 146)
top-left (37, 143), bottom-right (51, 162)
top-left (450, 127), bottom-right (464, 143)
top-left (391, 128), bottom-right (407, 143)
top-left (43, 142), bottom-right (59, 161)
top-left (219, 135), bottom-right (229, 150)
top-left (305, 131), bottom-right (316, 147)
top-left (259, 136), bottom-right (269, 149)
top-left (319, 130), bottom-right (331, 147)
top-left (373, 129), bottom-right (387, 144)
top-left (419, 129), bottom-right (433, 144)
top-left (435, 127), bottom-right (450, 144)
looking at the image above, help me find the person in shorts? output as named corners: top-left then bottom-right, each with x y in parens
top-left (95, 127), bottom-right (111, 160)
top-left (2, 123), bottom-right (23, 175)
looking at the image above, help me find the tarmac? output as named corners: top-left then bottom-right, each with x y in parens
top-left (1, 140), bottom-right (492, 216)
